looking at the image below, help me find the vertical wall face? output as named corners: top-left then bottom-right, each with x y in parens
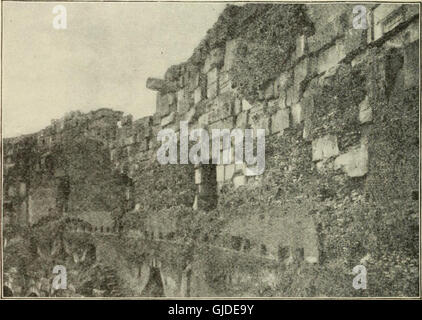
top-left (2, 3), bottom-right (419, 297)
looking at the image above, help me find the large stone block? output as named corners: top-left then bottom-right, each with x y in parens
top-left (207, 67), bottom-right (219, 85)
top-left (271, 108), bottom-right (290, 134)
top-left (197, 113), bottom-right (209, 128)
top-left (216, 165), bottom-right (225, 182)
top-left (224, 39), bottom-right (240, 71)
top-left (208, 117), bottom-right (234, 131)
top-left (294, 58), bottom-right (309, 87)
top-left (242, 99), bottom-right (254, 111)
top-left (317, 40), bottom-right (346, 74)
top-left (233, 175), bottom-right (246, 189)
top-left (236, 111), bottom-right (248, 129)
top-left (181, 107), bottom-right (196, 124)
top-left (359, 96), bottom-right (372, 123)
top-left (177, 89), bottom-right (192, 114)
top-left (344, 28), bottom-right (366, 56)
top-left (373, 4), bottom-right (405, 41)
top-left (194, 86), bottom-right (204, 105)
top-left (291, 103), bottom-right (302, 125)
top-left (233, 98), bottom-right (242, 115)
top-left (207, 81), bottom-right (219, 100)
top-left (249, 108), bottom-right (270, 137)
top-left (296, 35), bottom-right (307, 58)
top-left (225, 164), bottom-right (235, 180)
top-left (312, 135), bottom-right (339, 161)
top-left (334, 144), bottom-right (368, 177)
top-left (302, 95), bottom-right (315, 140)
top-left (208, 93), bottom-right (234, 124)
top-left (403, 41), bottom-right (419, 89)
top-left (202, 47), bottom-right (225, 74)
top-left (161, 112), bottom-right (176, 127)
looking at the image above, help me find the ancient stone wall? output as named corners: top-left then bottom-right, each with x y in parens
top-left (3, 3), bottom-right (419, 297)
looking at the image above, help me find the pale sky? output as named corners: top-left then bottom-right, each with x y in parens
top-left (2, 2), bottom-right (227, 138)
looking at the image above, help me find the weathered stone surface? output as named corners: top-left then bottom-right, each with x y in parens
top-left (216, 165), bottom-right (225, 182)
top-left (294, 58), bottom-right (309, 87)
top-left (249, 108), bottom-right (270, 137)
top-left (181, 107), bottom-right (196, 124)
top-left (161, 112), bottom-right (176, 127)
top-left (197, 113), bottom-right (209, 128)
top-left (271, 108), bottom-right (290, 134)
top-left (404, 41), bottom-right (418, 89)
top-left (146, 78), bottom-right (177, 93)
top-left (208, 117), bottom-right (234, 131)
top-left (225, 164), bottom-right (235, 180)
top-left (296, 35), bottom-right (306, 58)
top-left (203, 47), bottom-right (225, 74)
top-left (334, 145), bottom-right (368, 177)
top-left (219, 70), bottom-right (232, 92)
top-left (195, 169), bottom-right (201, 184)
top-left (403, 21), bottom-right (419, 45)
top-left (233, 175), bottom-right (246, 189)
top-left (264, 82), bottom-right (274, 100)
top-left (359, 96), bottom-right (372, 123)
top-left (177, 89), bottom-right (192, 114)
top-left (236, 111), bottom-right (248, 129)
top-left (312, 135), bottom-right (339, 161)
top-left (242, 99), bottom-right (254, 111)
top-left (344, 28), bottom-right (365, 55)
top-left (207, 81), bottom-right (219, 100)
top-left (302, 95), bottom-right (315, 140)
top-left (233, 98), bottom-right (242, 115)
top-left (224, 39), bottom-right (240, 71)
top-left (208, 93), bottom-right (234, 124)
top-left (194, 86), bottom-right (204, 105)
top-left (317, 40), bottom-right (346, 74)
top-left (291, 103), bottom-right (302, 125)
top-left (373, 4), bottom-right (404, 41)
top-left (156, 92), bottom-right (176, 116)
top-left (207, 67), bottom-right (219, 85)
top-left (308, 13), bottom-right (347, 53)
top-left (235, 163), bottom-right (246, 173)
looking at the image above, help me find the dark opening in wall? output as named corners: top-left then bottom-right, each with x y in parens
top-left (278, 245), bottom-right (289, 262)
top-left (198, 164), bottom-right (218, 211)
top-left (56, 175), bottom-right (70, 214)
top-left (412, 190), bottom-right (418, 201)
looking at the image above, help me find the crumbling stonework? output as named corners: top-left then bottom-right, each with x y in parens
top-left (3, 3), bottom-right (419, 297)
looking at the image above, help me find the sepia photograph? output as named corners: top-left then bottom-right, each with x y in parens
top-left (1, 0), bottom-right (420, 301)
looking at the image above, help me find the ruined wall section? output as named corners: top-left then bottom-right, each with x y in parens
top-left (3, 3), bottom-right (419, 297)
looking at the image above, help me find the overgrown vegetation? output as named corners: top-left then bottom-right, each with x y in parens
top-left (170, 4), bottom-right (313, 101)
